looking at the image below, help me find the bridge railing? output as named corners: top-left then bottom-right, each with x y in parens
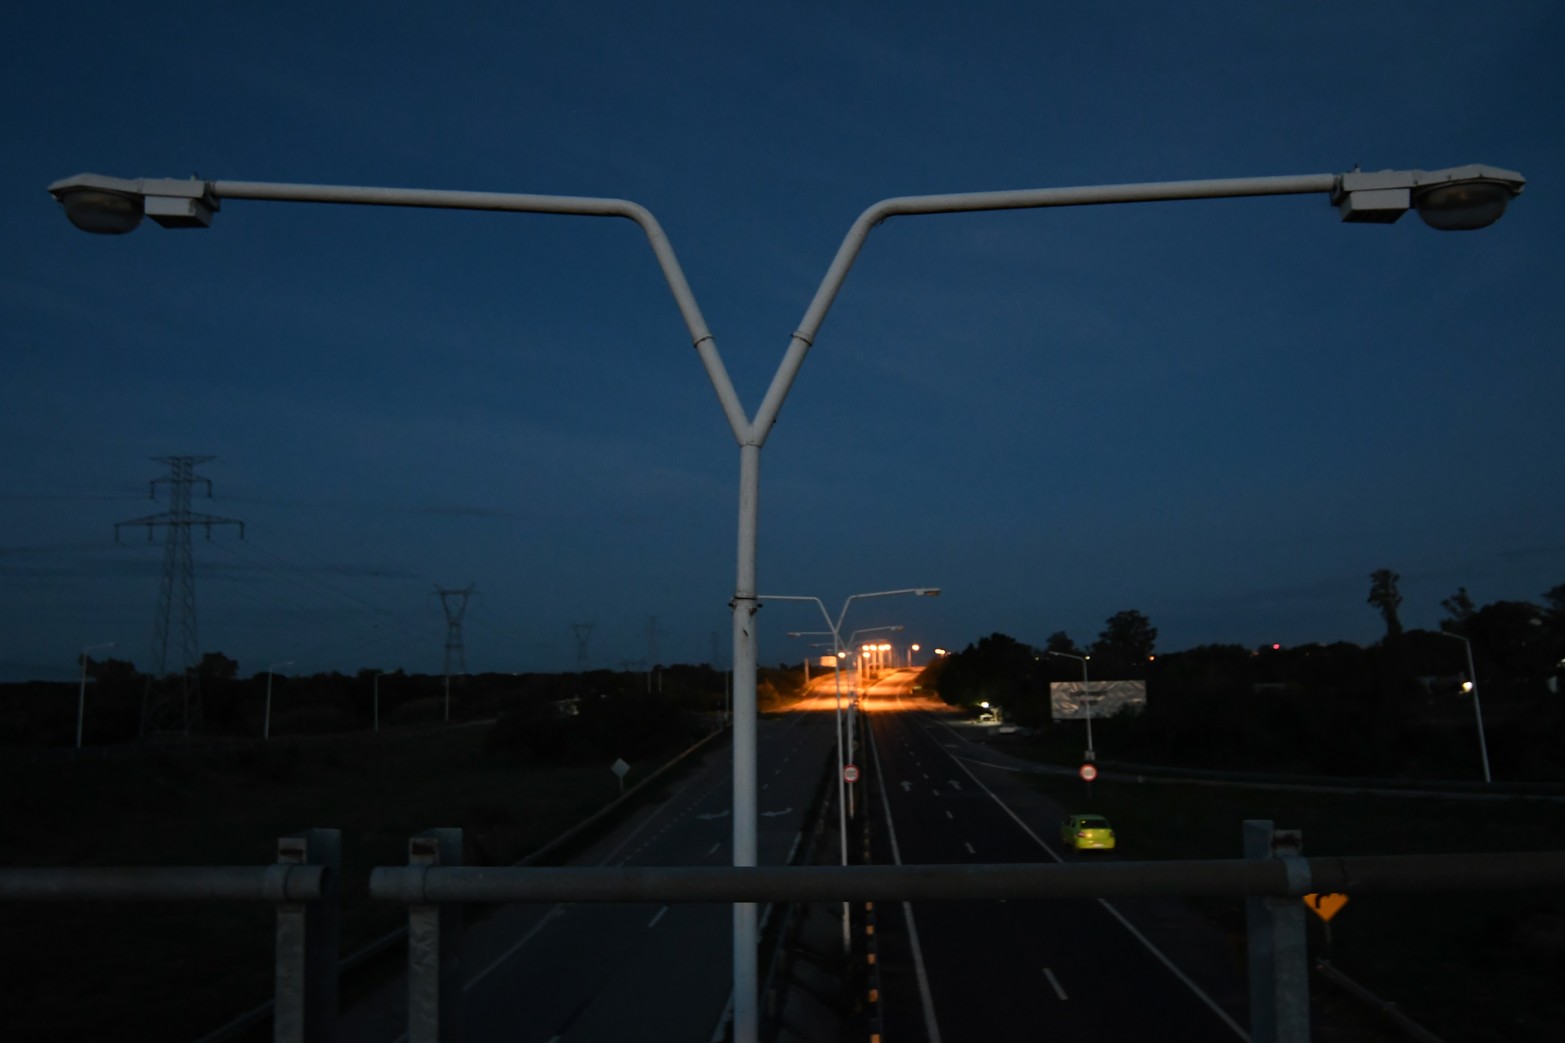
top-left (6, 830), bottom-right (1564, 1043)
top-left (0, 828), bottom-right (340, 1043)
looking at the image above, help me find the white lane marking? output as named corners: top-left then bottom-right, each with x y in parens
top-left (945, 811), bottom-right (954, 820)
top-left (964, 842), bottom-right (975, 855)
top-left (648, 906), bottom-right (668, 929)
top-left (870, 716), bottom-right (943, 1043)
top-left (1043, 967), bottom-right (1069, 1000)
top-left (465, 905), bottom-right (568, 991)
top-left (931, 717), bottom-right (1250, 1040)
top-left (707, 842), bottom-right (721, 856)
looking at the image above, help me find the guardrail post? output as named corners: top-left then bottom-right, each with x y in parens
top-left (408, 828), bottom-right (464, 1043)
top-left (1245, 820), bottom-right (1310, 1043)
top-left (274, 828), bottom-right (341, 1043)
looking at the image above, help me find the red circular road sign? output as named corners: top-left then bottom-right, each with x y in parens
top-left (844, 764), bottom-right (861, 783)
top-left (1078, 763), bottom-right (1098, 782)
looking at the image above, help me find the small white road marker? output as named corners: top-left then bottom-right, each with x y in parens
top-left (1043, 967), bottom-right (1068, 1000)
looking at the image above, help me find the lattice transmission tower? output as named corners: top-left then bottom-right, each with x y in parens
top-left (116, 455), bottom-right (244, 735)
top-left (436, 584), bottom-right (474, 678)
top-left (435, 585), bottom-right (474, 724)
top-left (571, 622), bottom-right (594, 673)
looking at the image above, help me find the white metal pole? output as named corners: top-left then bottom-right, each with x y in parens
top-left (265, 660), bottom-right (291, 740)
top-left (831, 648), bottom-right (849, 952)
top-left (1083, 658), bottom-right (1094, 759)
top-left (76, 642), bottom-right (115, 749)
top-left (730, 440), bottom-right (761, 1040)
top-left (77, 655), bottom-right (88, 750)
top-left (1445, 632), bottom-right (1492, 783)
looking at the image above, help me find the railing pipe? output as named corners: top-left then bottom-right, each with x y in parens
top-left (0, 864), bottom-right (326, 902)
top-left (367, 850), bottom-right (1565, 906)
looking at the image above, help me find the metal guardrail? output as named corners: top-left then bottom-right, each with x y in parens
top-left (0, 828), bottom-right (341, 1043)
top-left (7, 827), bottom-right (1565, 1042)
top-left (365, 850), bottom-right (1565, 905)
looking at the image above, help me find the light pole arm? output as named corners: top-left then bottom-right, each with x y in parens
top-left (751, 173), bottom-right (1340, 435)
top-left (195, 180), bottom-right (752, 442)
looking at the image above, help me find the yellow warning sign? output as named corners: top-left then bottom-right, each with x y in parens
top-left (1303, 892), bottom-right (1349, 922)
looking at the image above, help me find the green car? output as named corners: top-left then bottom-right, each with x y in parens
top-left (1062, 813), bottom-right (1116, 851)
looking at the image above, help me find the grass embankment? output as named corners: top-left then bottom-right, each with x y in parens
top-left (0, 723), bottom-right (704, 1040)
top-left (1011, 758), bottom-right (1565, 1042)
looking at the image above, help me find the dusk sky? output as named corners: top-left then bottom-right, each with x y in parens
top-left (4, 3), bottom-right (1563, 683)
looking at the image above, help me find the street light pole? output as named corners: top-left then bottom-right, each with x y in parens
top-left (1048, 651), bottom-right (1094, 760)
top-left (48, 163), bottom-right (1522, 1043)
top-left (264, 660), bottom-right (292, 740)
top-left (373, 671), bottom-right (387, 733)
top-left (761, 593), bottom-right (934, 955)
top-left (1439, 631), bottom-right (1493, 783)
top-left (76, 641), bottom-right (115, 749)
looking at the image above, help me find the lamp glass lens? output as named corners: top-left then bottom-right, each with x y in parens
top-left (62, 190), bottom-right (144, 234)
top-left (1415, 183), bottom-right (1510, 231)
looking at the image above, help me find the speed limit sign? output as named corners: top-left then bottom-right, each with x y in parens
top-left (844, 764), bottom-right (860, 783)
top-left (1078, 763), bottom-right (1098, 782)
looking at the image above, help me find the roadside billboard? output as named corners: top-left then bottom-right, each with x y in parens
top-left (1050, 679), bottom-right (1146, 719)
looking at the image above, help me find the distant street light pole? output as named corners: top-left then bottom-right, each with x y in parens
top-left (76, 641), bottom-right (115, 749)
top-left (1439, 631), bottom-right (1492, 783)
top-left (373, 671), bottom-right (387, 733)
top-left (48, 162), bottom-right (1522, 1043)
top-left (762, 591), bottom-right (936, 953)
top-left (263, 661), bottom-right (292, 740)
top-left (1048, 650), bottom-right (1095, 760)
top-left (909, 642), bottom-right (921, 667)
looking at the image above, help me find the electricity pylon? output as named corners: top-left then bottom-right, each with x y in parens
top-left (571, 622), bottom-right (594, 673)
top-left (116, 456), bottom-right (243, 735)
top-left (436, 585), bottom-right (474, 721)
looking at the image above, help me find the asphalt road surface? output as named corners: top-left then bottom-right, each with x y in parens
top-left (860, 670), bottom-right (1252, 1042)
top-left (338, 707), bottom-right (837, 1043)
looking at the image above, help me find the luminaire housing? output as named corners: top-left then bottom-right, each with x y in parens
top-left (1333, 164), bottom-right (1525, 229)
top-left (47, 174), bottom-right (219, 233)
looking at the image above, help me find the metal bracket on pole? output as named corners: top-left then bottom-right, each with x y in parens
top-left (274, 828), bottom-right (340, 1043)
top-left (408, 828), bottom-right (464, 1043)
top-left (1245, 821), bottom-right (1310, 1043)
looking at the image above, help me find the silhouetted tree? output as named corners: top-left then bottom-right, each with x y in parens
top-left (1092, 610), bottom-right (1157, 676)
top-left (1368, 569), bottom-right (1404, 641)
top-left (1044, 631), bottom-right (1081, 655)
top-left (1440, 587), bottom-right (1477, 632)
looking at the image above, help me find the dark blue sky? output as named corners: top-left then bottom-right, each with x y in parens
top-left (4, 3), bottom-right (1563, 681)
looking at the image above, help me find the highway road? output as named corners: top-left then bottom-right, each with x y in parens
top-left (859, 670), bottom-right (1252, 1042)
top-left (338, 705), bottom-right (837, 1043)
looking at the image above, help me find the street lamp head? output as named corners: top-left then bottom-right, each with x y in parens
top-left (914, 587), bottom-right (941, 597)
top-left (1333, 164), bottom-right (1524, 229)
top-left (48, 173), bottom-right (219, 233)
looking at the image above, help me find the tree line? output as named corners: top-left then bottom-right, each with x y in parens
top-left (928, 578), bottom-right (1565, 782)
